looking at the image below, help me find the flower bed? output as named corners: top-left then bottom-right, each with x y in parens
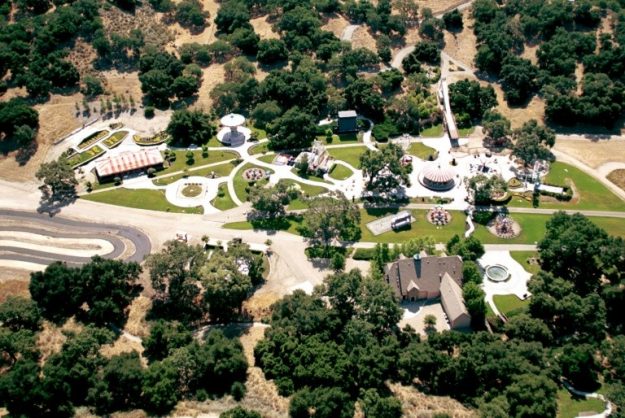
top-left (102, 130), bottom-right (129, 149)
top-left (67, 145), bottom-right (105, 168)
top-left (133, 132), bottom-right (170, 146)
top-left (77, 130), bottom-right (109, 150)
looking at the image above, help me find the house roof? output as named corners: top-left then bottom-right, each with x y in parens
top-left (95, 149), bottom-right (164, 177)
top-left (440, 272), bottom-right (469, 323)
top-left (384, 254), bottom-right (463, 298)
top-left (338, 110), bottom-right (357, 118)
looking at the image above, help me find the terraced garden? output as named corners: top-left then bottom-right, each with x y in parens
top-left (67, 145), bottom-right (106, 168)
top-left (102, 130), bottom-right (128, 149)
top-left (77, 130), bottom-right (109, 150)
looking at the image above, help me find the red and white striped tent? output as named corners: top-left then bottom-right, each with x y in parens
top-left (95, 149), bottom-right (164, 178)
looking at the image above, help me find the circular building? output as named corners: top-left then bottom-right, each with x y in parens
top-left (419, 164), bottom-right (456, 191)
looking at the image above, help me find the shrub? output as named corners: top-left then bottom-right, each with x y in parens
top-left (144, 106), bottom-right (155, 118)
top-left (114, 176), bottom-right (122, 185)
top-left (352, 248), bottom-right (376, 260)
top-left (473, 210), bottom-right (495, 225)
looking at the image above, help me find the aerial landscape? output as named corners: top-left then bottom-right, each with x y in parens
top-left (2, 0), bottom-right (625, 416)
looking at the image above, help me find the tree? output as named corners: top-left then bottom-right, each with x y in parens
top-left (142, 359), bottom-right (181, 414)
top-left (443, 9), bottom-right (463, 31)
top-left (359, 388), bottom-right (402, 418)
top-left (301, 192), bottom-right (361, 246)
top-left (400, 236), bottom-right (436, 257)
top-left (175, 0), bottom-right (208, 29)
top-left (0, 296), bottom-right (41, 331)
top-left (537, 212), bottom-right (607, 294)
top-left (88, 351), bottom-right (144, 414)
top-left (424, 314), bottom-right (437, 334)
top-left (201, 252), bottom-right (253, 321)
top-left (500, 55), bottom-right (538, 105)
top-left (468, 174), bottom-right (507, 204)
top-left (256, 39), bottom-right (288, 64)
top-left (0, 98), bottom-right (39, 139)
top-left (268, 106), bottom-right (317, 150)
top-left (29, 262), bottom-right (82, 323)
top-left (215, 0), bottom-right (250, 33)
top-left (143, 320), bottom-right (193, 362)
top-left (344, 78), bottom-right (385, 120)
top-left (172, 75), bottom-right (200, 98)
top-left (166, 109), bottom-right (215, 147)
top-left (290, 387), bottom-right (354, 418)
top-left (449, 80), bottom-right (497, 125)
top-left (251, 100), bottom-right (282, 129)
top-left (559, 344), bottom-right (600, 391)
top-left (463, 282), bottom-right (486, 328)
top-left (81, 75), bottom-right (103, 98)
top-left (221, 407), bottom-right (262, 418)
top-left (360, 143), bottom-right (411, 196)
top-left (35, 157), bottom-right (77, 206)
top-left (408, 41), bottom-right (440, 66)
top-left (447, 235), bottom-right (485, 261)
top-left (229, 27), bottom-right (260, 55)
top-left (248, 182), bottom-right (298, 219)
top-left (504, 314), bottom-right (552, 345)
top-left (462, 261), bottom-right (483, 285)
top-left (512, 120), bottom-right (556, 167)
top-left (331, 252), bottom-right (346, 271)
top-left (505, 373), bottom-right (558, 418)
top-left (482, 110), bottom-right (511, 148)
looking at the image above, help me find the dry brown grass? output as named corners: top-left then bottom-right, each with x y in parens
top-left (443, 10), bottom-right (477, 68)
top-left (554, 140), bottom-right (625, 169)
top-left (192, 63), bottom-right (226, 110)
top-left (607, 169), bottom-right (625, 192)
top-left (101, 70), bottom-right (143, 101)
top-left (251, 15), bottom-right (279, 40)
top-left (66, 39), bottom-right (98, 79)
top-left (244, 292), bottom-right (278, 321)
top-left (101, 4), bottom-right (173, 50)
top-left (37, 321), bottom-right (67, 364)
top-left (351, 26), bottom-right (377, 52)
top-left (100, 334), bottom-right (145, 361)
top-left (169, 0), bottom-right (219, 51)
top-left (491, 82), bottom-right (546, 129)
top-left (390, 382), bottom-right (477, 417)
top-left (0, 277), bottom-right (30, 301)
top-left (321, 15), bottom-right (350, 38)
top-left (417, 0), bottom-right (469, 15)
top-left (123, 295), bottom-right (152, 338)
top-left (520, 43), bottom-right (539, 65)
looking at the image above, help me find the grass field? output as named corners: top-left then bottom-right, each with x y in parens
top-left (257, 154), bottom-right (276, 164)
top-left (160, 150), bottom-right (238, 176)
top-left (278, 179), bottom-right (329, 209)
top-left (329, 164), bottom-right (354, 180)
top-left (420, 124), bottom-right (444, 137)
top-left (318, 132), bottom-right (362, 145)
top-left (290, 168), bottom-right (331, 184)
top-left (211, 183), bottom-right (237, 211)
top-left (510, 251), bottom-right (541, 275)
top-left (509, 162), bottom-right (625, 211)
top-left (557, 389), bottom-right (605, 418)
top-left (223, 215), bottom-right (302, 234)
top-left (408, 142), bottom-right (438, 160)
top-left (459, 126), bottom-right (475, 136)
top-left (328, 146), bottom-right (367, 168)
top-left (359, 208), bottom-right (466, 243)
top-left (81, 189), bottom-right (203, 214)
top-left (493, 294), bottom-right (529, 317)
top-left (153, 162), bottom-right (236, 186)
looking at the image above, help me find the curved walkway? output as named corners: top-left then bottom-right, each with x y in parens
top-left (562, 380), bottom-right (613, 418)
top-left (0, 209), bottom-right (151, 269)
top-left (341, 24), bottom-right (360, 41)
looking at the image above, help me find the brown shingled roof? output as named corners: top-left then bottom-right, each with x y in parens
top-left (384, 254), bottom-right (463, 298)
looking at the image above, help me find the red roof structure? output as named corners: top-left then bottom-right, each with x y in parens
top-left (95, 149), bottom-right (164, 178)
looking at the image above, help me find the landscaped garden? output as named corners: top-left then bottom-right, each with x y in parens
top-left (77, 130), bottom-right (109, 150)
top-left (408, 142), bottom-right (438, 160)
top-left (81, 189), bottom-right (203, 214)
top-left (133, 132), bottom-right (170, 146)
top-left (420, 124), bottom-right (443, 137)
top-left (233, 163), bottom-right (269, 202)
top-left (249, 142), bottom-right (269, 155)
top-left (327, 146), bottom-right (366, 168)
top-left (181, 184), bottom-right (202, 197)
top-left (211, 184), bottom-right (237, 211)
top-left (152, 162), bottom-right (236, 186)
top-left (278, 179), bottom-right (329, 209)
top-left (508, 162), bottom-right (625, 211)
top-left (67, 145), bottom-right (106, 168)
top-left (102, 130), bottom-right (128, 149)
top-left (510, 251), bottom-right (541, 275)
top-left (160, 150), bottom-right (238, 176)
top-left (223, 214), bottom-right (302, 234)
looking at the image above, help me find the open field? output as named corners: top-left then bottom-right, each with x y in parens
top-left (557, 389), bottom-right (605, 418)
top-left (81, 188), bottom-right (203, 214)
top-left (321, 15), bottom-right (350, 38)
top-left (443, 9), bottom-right (477, 68)
top-left (492, 83), bottom-right (546, 130)
top-left (250, 15), bottom-right (279, 39)
top-left (554, 140), bottom-right (625, 169)
top-left (328, 146), bottom-right (366, 168)
top-left (351, 26), bottom-right (377, 52)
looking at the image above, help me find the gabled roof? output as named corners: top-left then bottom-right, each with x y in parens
top-left (95, 149), bottom-right (164, 177)
top-left (384, 254), bottom-right (463, 298)
top-left (440, 272), bottom-right (469, 323)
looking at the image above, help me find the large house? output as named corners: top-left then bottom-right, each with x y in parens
top-left (384, 252), bottom-right (471, 329)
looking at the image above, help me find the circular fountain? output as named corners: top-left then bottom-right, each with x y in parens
top-left (485, 264), bottom-right (510, 282)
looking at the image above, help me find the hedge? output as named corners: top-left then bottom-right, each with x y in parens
top-left (352, 248), bottom-right (376, 260)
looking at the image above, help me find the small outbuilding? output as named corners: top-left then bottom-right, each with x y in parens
top-left (337, 110), bottom-right (358, 133)
top-left (95, 149), bottom-right (164, 182)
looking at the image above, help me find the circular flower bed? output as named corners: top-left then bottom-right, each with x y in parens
top-left (243, 168), bottom-right (268, 182)
top-left (181, 184), bottom-right (203, 197)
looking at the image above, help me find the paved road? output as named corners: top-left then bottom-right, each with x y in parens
top-left (0, 209), bottom-right (151, 266)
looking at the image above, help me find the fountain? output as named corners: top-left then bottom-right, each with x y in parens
top-left (485, 264), bottom-right (510, 282)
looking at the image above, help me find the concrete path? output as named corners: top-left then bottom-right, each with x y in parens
top-left (562, 380), bottom-right (613, 418)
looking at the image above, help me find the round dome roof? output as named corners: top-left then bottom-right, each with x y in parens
top-left (220, 113), bottom-right (245, 127)
top-left (421, 164), bottom-right (455, 184)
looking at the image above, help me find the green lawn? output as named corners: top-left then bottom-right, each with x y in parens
top-left (329, 164), bottom-right (354, 180)
top-left (257, 154), bottom-right (276, 164)
top-left (420, 124), bottom-right (444, 137)
top-left (459, 126), bottom-right (475, 136)
top-left (509, 162), bottom-right (625, 211)
top-left (359, 208), bottom-right (466, 243)
top-left (153, 162), bottom-right (236, 186)
top-left (249, 142), bottom-right (269, 155)
top-left (557, 389), bottom-right (605, 418)
top-left (277, 179), bottom-right (329, 209)
top-left (81, 188), bottom-right (203, 214)
top-left (223, 215), bottom-right (302, 234)
top-left (408, 142), bottom-right (438, 160)
top-left (328, 146), bottom-right (367, 168)
top-left (318, 132), bottom-right (362, 145)
top-left (290, 168), bottom-right (331, 184)
top-left (160, 150), bottom-right (238, 176)
top-left (510, 251), bottom-right (541, 275)
top-left (493, 294), bottom-right (529, 317)
top-left (211, 184), bottom-right (237, 211)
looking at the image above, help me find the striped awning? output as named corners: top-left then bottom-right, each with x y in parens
top-left (95, 149), bottom-right (164, 177)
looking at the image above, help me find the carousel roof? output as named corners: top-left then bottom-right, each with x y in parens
top-left (421, 164), bottom-right (455, 184)
top-left (220, 113), bottom-right (245, 127)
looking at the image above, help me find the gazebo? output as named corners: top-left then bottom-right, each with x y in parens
top-left (217, 113), bottom-right (251, 146)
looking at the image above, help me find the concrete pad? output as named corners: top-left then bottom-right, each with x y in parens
top-left (366, 211), bottom-right (414, 235)
top-left (399, 300), bottom-right (451, 335)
